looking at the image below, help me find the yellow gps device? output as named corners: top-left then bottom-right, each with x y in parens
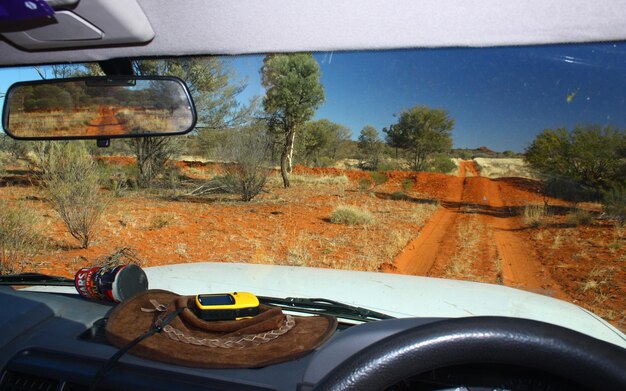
top-left (193, 292), bottom-right (260, 321)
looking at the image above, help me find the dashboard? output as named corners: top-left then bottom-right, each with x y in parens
top-left (0, 286), bottom-right (623, 390)
top-left (0, 286), bottom-right (444, 390)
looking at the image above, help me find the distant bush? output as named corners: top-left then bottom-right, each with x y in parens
top-left (543, 177), bottom-right (598, 203)
top-left (43, 142), bottom-right (108, 248)
top-left (370, 171), bottom-right (388, 186)
top-left (428, 154), bottom-right (456, 173)
top-left (523, 204), bottom-right (547, 227)
top-left (358, 178), bottom-right (372, 191)
top-left (132, 136), bottom-right (184, 188)
top-left (217, 128), bottom-right (272, 202)
top-left (603, 185), bottom-right (626, 226)
top-left (566, 208), bottom-right (593, 226)
top-left (0, 202), bottom-right (44, 274)
top-left (401, 179), bottom-right (414, 191)
top-left (390, 191), bottom-right (410, 201)
top-left (357, 125), bottom-right (385, 170)
top-left (525, 126), bottom-right (625, 191)
top-left (163, 162), bottom-right (183, 189)
top-left (330, 205), bottom-right (375, 226)
top-left (101, 163), bottom-right (139, 197)
top-left (375, 159), bottom-right (401, 172)
top-left (0, 152), bottom-right (7, 176)
top-left (0, 136), bottom-right (29, 162)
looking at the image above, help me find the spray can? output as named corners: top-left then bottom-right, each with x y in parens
top-left (74, 264), bottom-right (148, 303)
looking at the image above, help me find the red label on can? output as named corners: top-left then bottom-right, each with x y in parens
top-left (74, 264), bottom-right (127, 302)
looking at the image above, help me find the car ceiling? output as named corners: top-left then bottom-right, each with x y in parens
top-left (1, 0), bottom-right (626, 67)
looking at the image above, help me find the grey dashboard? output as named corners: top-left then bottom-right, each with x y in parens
top-left (0, 286), bottom-right (442, 390)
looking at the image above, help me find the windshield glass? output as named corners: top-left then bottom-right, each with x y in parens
top-left (0, 44), bottom-right (624, 331)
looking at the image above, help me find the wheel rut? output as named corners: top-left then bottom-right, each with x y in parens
top-left (391, 160), bottom-right (567, 299)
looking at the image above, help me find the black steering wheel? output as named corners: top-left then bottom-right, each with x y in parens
top-left (313, 316), bottom-right (626, 390)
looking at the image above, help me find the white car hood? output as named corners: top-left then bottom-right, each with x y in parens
top-left (141, 262), bottom-right (626, 349)
top-left (26, 262), bottom-right (626, 348)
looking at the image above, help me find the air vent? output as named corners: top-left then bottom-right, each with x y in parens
top-left (0, 370), bottom-right (59, 391)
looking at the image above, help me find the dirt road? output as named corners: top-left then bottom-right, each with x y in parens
top-left (393, 160), bottom-right (567, 299)
top-left (85, 107), bottom-right (126, 136)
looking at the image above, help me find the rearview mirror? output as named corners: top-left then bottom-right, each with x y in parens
top-left (2, 76), bottom-right (196, 140)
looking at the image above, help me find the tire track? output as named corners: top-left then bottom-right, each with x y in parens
top-left (392, 160), bottom-right (567, 299)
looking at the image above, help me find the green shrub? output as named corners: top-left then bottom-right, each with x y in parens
top-left (0, 202), bottom-right (45, 274)
top-left (101, 164), bottom-right (138, 197)
top-left (330, 205), bottom-right (375, 226)
top-left (544, 177), bottom-right (597, 203)
top-left (566, 208), bottom-right (593, 226)
top-left (370, 171), bottom-right (388, 186)
top-left (525, 126), bottom-right (625, 190)
top-left (43, 142), bottom-right (108, 248)
top-left (359, 178), bottom-right (373, 191)
top-left (163, 163), bottom-right (183, 189)
top-left (375, 160), bottom-right (398, 171)
top-left (401, 179), bottom-right (414, 191)
top-left (603, 185), bottom-right (626, 226)
top-left (428, 154), bottom-right (456, 173)
top-left (390, 191), bottom-right (410, 201)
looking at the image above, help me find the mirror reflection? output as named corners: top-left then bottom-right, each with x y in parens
top-left (4, 78), bottom-right (195, 139)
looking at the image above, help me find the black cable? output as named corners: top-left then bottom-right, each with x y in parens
top-left (89, 307), bottom-right (184, 391)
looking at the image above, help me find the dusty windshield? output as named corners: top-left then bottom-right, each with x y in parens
top-left (0, 45), bottom-right (624, 330)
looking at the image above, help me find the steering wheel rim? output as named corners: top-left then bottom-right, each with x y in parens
top-left (312, 316), bottom-right (626, 391)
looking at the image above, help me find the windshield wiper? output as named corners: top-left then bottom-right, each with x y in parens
top-left (258, 296), bottom-right (394, 322)
top-left (0, 272), bottom-right (74, 286)
top-left (0, 276), bottom-right (392, 321)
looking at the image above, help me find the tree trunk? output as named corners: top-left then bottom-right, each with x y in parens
top-left (280, 148), bottom-right (290, 188)
top-left (286, 129), bottom-right (296, 174)
top-left (280, 128), bottom-right (295, 188)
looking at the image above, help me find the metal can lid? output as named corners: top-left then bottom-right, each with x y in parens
top-left (111, 264), bottom-right (149, 302)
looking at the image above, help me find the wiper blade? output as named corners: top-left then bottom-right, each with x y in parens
top-left (258, 296), bottom-right (394, 322)
top-left (0, 272), bottom-right (74, 286)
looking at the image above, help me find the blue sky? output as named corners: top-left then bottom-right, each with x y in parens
top-left (2, 42), bottom-right (625, 152)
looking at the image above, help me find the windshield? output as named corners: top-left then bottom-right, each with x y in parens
top-left (0, 44), bottom-right (624, 331)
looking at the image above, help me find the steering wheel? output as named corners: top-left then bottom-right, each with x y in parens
top-left (312, 316), bottom-right (626, 390)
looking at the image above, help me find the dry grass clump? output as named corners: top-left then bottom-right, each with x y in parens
top-left (0, 201), bottom-right (45, 274)
top-left (330, 205), bottom-right (375, 226)
top-left (73, 247), bottom-right (146, 269)
top-left (445, 216), bottom-right (482, 280)
top-left (287, 175), bottom-right (349, 186)
top-left (523, 204), bottom-right (547, 227)
top-left (10, 110), bottom-right (95, 135)
top-left (411, 202), bottom-right (439, 226)
top-left (580, 266), bottom-right (616, 305)
top-left (473, 158), bottom-right (536, 179)
top-left (566, 208), bottom-right (593, 226)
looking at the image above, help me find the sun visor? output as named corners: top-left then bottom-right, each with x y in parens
top-left (0, 0), bottom-right (154, 50)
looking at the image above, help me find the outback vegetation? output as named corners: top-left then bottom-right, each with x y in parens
top-left (0, 54), bottom-right (624, 331)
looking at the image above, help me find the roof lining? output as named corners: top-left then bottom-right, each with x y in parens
top-left (1, 0), bottom-right (626, 66)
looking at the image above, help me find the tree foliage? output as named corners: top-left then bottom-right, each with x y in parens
top-left (358, 125), bottom-right (385, 170)
top-left (296, 119), bottom-right (351, 167)
top-left (130, 58), bottom-right (252, 186)
top-left (261, 53), bottom-right (325, 187)
top-left (387, 105), bottom-right (454, 171)
top-left (525, 125), bottom-right (626, 190)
